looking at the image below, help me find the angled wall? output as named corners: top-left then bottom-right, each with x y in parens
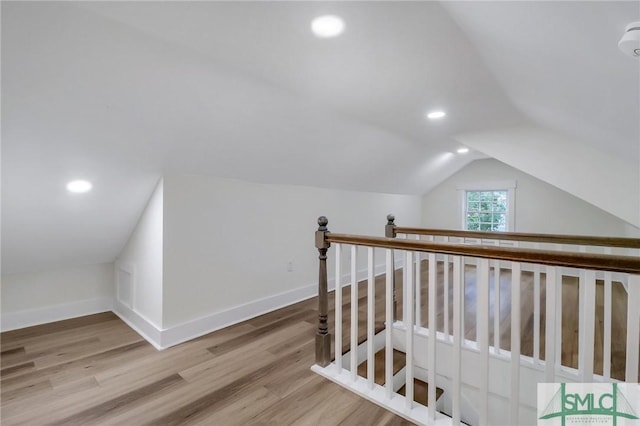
top-left (0, 263), bottom-right (114, 331)
top-left (160, 175), bottom-right (422, 345)
top-left (454, 126), bottom-right (640, 228)
top-left (113, 179), bottom-right (164, 347)
top-left (0, 173), bottom-right (421, 347)
top-left (421, 158), bottom-right (640, 237)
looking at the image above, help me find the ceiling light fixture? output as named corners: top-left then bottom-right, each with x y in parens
top-left (311, 15), bottom-right (345, 38)
top-left (457, 148), bottom-right (469, 154)
top-left (426, 111), bottom-right (446, 120)
top-left (619, 21), bottom-right (640, 58)
top-left (66, 180), bottom-right (93, 193)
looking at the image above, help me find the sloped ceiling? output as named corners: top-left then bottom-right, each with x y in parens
top-left (442, 1), bottom-right (640, 228)
top-left (444, 1), bottom-right (639, 161)
top-left (2, 1), bottom-right (638, 275)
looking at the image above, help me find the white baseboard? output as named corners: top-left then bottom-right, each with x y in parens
top-left (157, 259), bottom-right (401, 349)
top-left (0, 282), bottom-right (317, 350)
top-left (0, 260), bottom-right (401, 349)
top-left (112, 300), bottom-right (164, 350)
top-left (159, 282), bottom-right (318, 349)
top-left (110, 281), bottom-right (320, 350)
top-left (0, 297), bottom-right (113, 332)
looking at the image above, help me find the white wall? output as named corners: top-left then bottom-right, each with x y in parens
top-left (454, 126), bottom-right (640, 228)
top-left (162, 175), bottom-right (422, 329)
top-left (115, 179), bottom-right (164, 329)
top-left (0, 263), bottom-right (114, 331)
top-left (421, 158), bottom-right (640, 237)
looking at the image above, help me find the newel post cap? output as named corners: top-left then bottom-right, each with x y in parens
top-left (316, 216), bottom-right (330, 249)
top-left (385, 214), bottom-right (396, 238)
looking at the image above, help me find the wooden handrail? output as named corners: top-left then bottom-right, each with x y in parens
top-left (394, 227), bottom-right (640, 248)
top-left (384, 215), bottom-right (640, 249)
top-left (325, 233), bottom-right (640, 274)
top-left (314, 216), bottom-right (639, 371)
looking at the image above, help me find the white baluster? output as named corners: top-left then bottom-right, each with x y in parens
top-left (428, 252), bottom-right (437, 421)
top-left (385, 249), bottom-right (394, 399)
top-left (555, 271), bottom-right (564, 375)
top-left (577, 246), bottom-right (587, 378)
top-left (510, 262), bottom-right (521, 426)
top-left (444, 237), bottom-right (450, 342)
top-left (402, 249), bottom-right (408, 325)
top-left (452, 256), bottom-right (462, 426)
top-left (461, 256), bottom-right (465, 347)
top-left (603, 248), bottom-right (612, 380)
top-left (477, 258), bottom-right (490, 426)
top-left (626, 274), bottom-right (640, 382)
top-left (350, 245), bottom-right (358, 382)
top-left (579, 270), bottom-right (596, 381)
top-left (544, 266), bottom-right (558, 381)
top-left (534, 243), bottom-right (541, 363)
top-left (415, 235), bottom-right (421, 328)
top-left (367, 247), bottom-right (375, 389)
top-left (405, 251), bottom-right (414, 409)
top-left (493, 258), bottom-right (501, 354)
top-left (335, 244), bottom-right (342, 371)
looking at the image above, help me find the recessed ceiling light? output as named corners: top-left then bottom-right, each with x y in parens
top-left (426, 111), bottom-right (446, 120)
top-left (311, 15), bottom-right (345, 38)
top-left (457, 148), bottom-right (469, 154)
top-left (66, 180), bottom-right (92, 193)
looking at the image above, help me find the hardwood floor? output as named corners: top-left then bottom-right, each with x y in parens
top-left (335, 260), bottom-right (631, 380)
top-left (1, 261), bottom-right (632, 425)
top-left (453, 264), bottom-right (631, 380)
top-left (1, 307), bottom-right (412, 425)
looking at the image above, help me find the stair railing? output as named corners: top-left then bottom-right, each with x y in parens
top-left (386, 215), bottom-right (640, 379)
top-left (385, 214), bottom-right (640, 253)
top-left (313, 216), bottom-right (640, 426)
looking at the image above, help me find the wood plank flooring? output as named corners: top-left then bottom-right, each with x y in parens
top-left (392, 261), bottom-right (631, 380)
top-left (1, 308), bottom-right (412, 425)
top-left (331, 260), bottom-right (631, 380)
top-left (1, 260), bottom-right (633, 424)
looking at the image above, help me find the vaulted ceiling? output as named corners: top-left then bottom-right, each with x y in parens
top-left (2, 1), bottom-right (638, 274)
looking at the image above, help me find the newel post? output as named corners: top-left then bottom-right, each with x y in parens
top-left (386, 214), bottom-right (399, 321)
top-left (315, 216), bottom-right (331, 367)
top-left (385, 214), bottom-right (397, 238)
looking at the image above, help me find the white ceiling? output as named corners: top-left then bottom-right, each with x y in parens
top-left (442, 1), bottom-right (640, 160)
top-left (2, 1), bottom-right (638, 275)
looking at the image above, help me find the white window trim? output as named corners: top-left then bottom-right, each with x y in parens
top-left (457, 180), bottom-right (516, 232)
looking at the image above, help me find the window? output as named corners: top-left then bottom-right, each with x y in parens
top-left (457, 180), bottom-right (516, 232)
top-left (465, 190), bottom-right (508, 231)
